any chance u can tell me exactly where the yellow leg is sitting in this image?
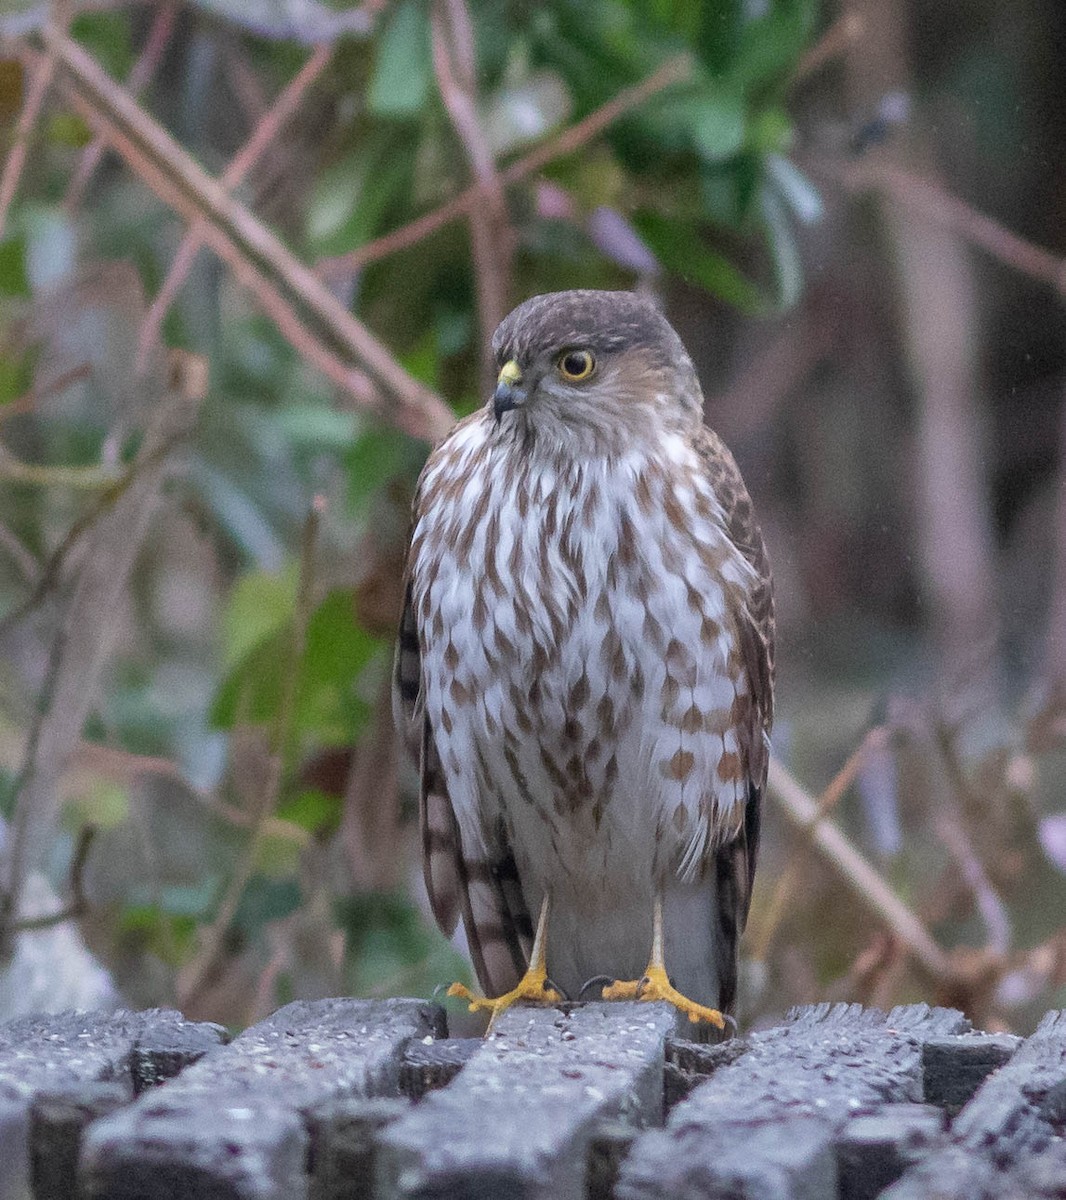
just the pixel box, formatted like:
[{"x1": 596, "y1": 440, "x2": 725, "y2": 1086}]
[
  {"x1": 447, "y1": 894, "x2": 563, "y2": 1029},
  {"x1": 601, "y1": 895, "x2": 726, "y2": 1029}
]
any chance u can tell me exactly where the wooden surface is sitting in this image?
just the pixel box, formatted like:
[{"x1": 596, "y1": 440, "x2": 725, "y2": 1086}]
[{"x1": 0, "y1": 997, "x2": 1061, "y2": 1199}]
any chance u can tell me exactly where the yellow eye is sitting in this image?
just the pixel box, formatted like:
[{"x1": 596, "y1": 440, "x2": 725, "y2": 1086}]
[{"x1": 557, "y1": 349, "x2": 595, "y2": 382}]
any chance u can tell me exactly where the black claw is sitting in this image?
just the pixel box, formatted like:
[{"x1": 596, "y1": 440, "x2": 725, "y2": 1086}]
[
  {"x1": 544, "y1": 976, "x2": 570, "y2": 1001},
  {"x1": 578, "y1": 974, "x2": 615, "y2": 1000},
  {"x1": 722, "y1": 1013, "x2": 738, "y2": 1035}
]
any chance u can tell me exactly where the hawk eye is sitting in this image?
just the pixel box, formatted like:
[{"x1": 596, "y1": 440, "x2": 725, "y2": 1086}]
[{"x1": 557, "y1": 349, "x2": 595, "y2": 382}]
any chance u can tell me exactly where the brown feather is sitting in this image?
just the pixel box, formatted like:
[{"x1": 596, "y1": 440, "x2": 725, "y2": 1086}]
[{"x1": 692, "y1": 424, "x2": 775, "y2": 1011}]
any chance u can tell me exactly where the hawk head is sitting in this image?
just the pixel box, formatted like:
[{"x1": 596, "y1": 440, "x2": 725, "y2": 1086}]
[{"x1": 489, "y1": 290, "x2": 703, "y2": 452}]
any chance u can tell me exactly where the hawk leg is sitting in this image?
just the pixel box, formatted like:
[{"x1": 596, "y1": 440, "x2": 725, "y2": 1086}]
[
  {"x1": 600, "y1": 895, "x2": 727, "y2": 1029},
  {"x1": 447, "y1": 894, "x2": 563, "y2": 1030}
]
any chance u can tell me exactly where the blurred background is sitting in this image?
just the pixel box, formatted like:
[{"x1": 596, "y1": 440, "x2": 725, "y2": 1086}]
[{"x1": 0, "y1": 0, "x2": 1062, "y2": 1035}]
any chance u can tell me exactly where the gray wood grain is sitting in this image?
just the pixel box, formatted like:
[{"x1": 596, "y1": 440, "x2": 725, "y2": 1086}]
[{"x1": 377, "y1": 1001, "x2": 680, "y2": 1200}]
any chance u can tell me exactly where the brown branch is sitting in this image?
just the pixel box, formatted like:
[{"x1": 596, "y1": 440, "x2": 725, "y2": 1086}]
[
  {"x1": 767, "y1": 755, "x2": 954, "y2": 983},
  {"x1": 0, "y1": 519, "x2": 39, "y2": 585},
  {"x1": 430, "y1": 0, "x2": 511, "y2": 388},
  {"x1": 177, "y1": 496, "x2": 324, "y2": 1014},
  {"x1": 751, "y1": 727, "x2": 887, "y2": 963},
  {"x1": 64, "y1": 1, "x2": 177, "y2": 211},
  {"x1": 9, "y1": 824, "x2": 95, "y2": 932},
  {"x1": 0, "y1": 350, "x2": 206, "y2": 956},
  {"x1": 825, "y1": 158, "x2": 1066, "y2": 299},
  {"x1": 137, "y1": 42, "x2": 332, "y2": 372},
  {"x1": 36, "y1": 27, "x2": 453, "y2": 442},
  {"x1": 316, "y1": 53, "x2": 692, "y2": 280},
  {"x1": 0, "y1": 5, "x2": 67, "y2": 238},
  {"x1": 791, "y1": 11, "x2": 864, "y2": 89},
  {"x1": 0, "y1": 362, "x2": 93, "y2": 425}
]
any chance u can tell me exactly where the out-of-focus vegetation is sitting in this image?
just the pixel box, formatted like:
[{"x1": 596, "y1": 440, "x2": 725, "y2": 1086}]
[{"x1": 0, "y1": 0, "x2": 1062, "y2": 1035}]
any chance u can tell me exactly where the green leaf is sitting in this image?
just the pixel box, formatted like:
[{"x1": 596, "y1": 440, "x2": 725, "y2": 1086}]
[
  {"x1": 766, "y1": 154, "x2": 823, "y2": 225},
  {"x1": 729, "y1": 0, "x2": 818, "y2": 93},
  {"x1": 761, "y1": 186, "x2": 804, "y2": 309},
  {"x1": 697, "y1": 0, "x2": 742, "y2": 73},
  {"x1": 222, "y1": 567, "x2": 298, "y2": 671},
  {"x1": 634, "y1": 210, "x2": 765, "y2": 313},
  {"x1": 368, "y1": 0, "x2": 431, "y2": 118},
  {"x1": 277, "y1": 788, "x2": 342, "y2": 836},
  {"x1": 271, "y1": 404, "x2": 357, "y2": 450},
  {"x1": 308, "y1": 136, "x2": 413, "y2": 257},
  {"x1": 211, "y1": 589, "x2": 381, "y2": 741},
  {"x1": 0, "y1": 238, "x2": 30, "y2": 298},
  {"x1": 46, "y1": 112, "x2": 92, "y2": 148},
  {"x1": 690, "y1": 92, "x2": 747, "y2": 163},
  {"x1": 233, "y1": 876, "x2": 301, "y2": 934},
  {"x1": 345, "y1": 423, "x2": 424, "y2": 511}
]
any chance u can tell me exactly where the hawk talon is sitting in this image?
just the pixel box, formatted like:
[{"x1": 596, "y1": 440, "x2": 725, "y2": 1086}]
[
  {"x1": 577, "y1": 974, "x2": 617, "y2": 1000},
  {"x1": 445, "y1": 968, "x2": 564, "y2": 1028}
]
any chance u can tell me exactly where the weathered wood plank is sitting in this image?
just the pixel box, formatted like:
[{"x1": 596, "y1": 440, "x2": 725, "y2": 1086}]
[
  {"x1": 377, "y1": 1001, "x2": 679, "y2": 1200},
  {"x1": 29, "y1": 1083, "x2": 130, "y2": 1200},
  {"x1": 921, "y1": 1031, "x2": 1020, "y2": 1115},
  {"x1": 834, "y1": 1103, "x2": 945, "y2": 1200},
  {"x1": 306, "y1": 1097, "x2": 411, "y2": 1200},
  {"x1": 398, "y1": 1037, "x2": 479, "y2": 1101},
  {"x1": 617, "y1": 1002, "x2": 969, "y2": 1200},
  {"x1": 0, "y1": 1008, "x2": 222, "y2": 1200},
  {"x1": 80, "y1": 998, "x2": 444, "y2": 1200},
  {"x1": 884, "y1": 1009, "x2": 1066, "y2": 1199}
]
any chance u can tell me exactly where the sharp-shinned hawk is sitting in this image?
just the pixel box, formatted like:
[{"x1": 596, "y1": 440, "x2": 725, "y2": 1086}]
[{"x1": 395, "y1": 289, "x2": 775, "y2": 1028}]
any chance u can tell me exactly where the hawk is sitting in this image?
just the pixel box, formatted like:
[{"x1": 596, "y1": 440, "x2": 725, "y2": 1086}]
[{"x1": 394, "y1": 290, "x2": 774, "y2": 1027}]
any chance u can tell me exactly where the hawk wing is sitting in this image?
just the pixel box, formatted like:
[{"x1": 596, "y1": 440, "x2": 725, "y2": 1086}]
[
  {"x1": 394, "y1": 568, "x2": 533, "y2": 997},
  {"x1": 694, "y1": 426, "x2": 775, "y2": 1013}
]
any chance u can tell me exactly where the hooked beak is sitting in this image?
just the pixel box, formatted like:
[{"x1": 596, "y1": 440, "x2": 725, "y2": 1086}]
[{"x1": 493, "y1": 360, "x2": 525, "y2": 423}]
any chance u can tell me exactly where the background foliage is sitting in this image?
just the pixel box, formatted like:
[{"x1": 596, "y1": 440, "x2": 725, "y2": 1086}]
[{"x1": 0, "y1": 0, "x2": 1063, "y2": 1035}]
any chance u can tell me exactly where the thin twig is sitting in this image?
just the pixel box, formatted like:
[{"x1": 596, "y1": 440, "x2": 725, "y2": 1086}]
[
  {"x1": 64, "y1": 1, "x2": 177, "y2": 211},
  {"x1": 751, "y1": 728, "x2": 887, "y2": 962},
  {"x1": 0, "y1": 444, "x2": 121, "y2": 488},
  {"x1": 0, "y1": 352, "x2": 206, "y2": 955},
  {"x1": 767, "y1": 755, "x2": 954, "y2": 983},
  {"x1": 791, "y1": 11, "x2": 864, "y2": 88},
  {"x1": 0, "y1": 362, "x2": 93, "y2": 426},
  {"x1": 316, "y1": 54, "x2": 692, "y2": 280},
  {"x1": 431, "y1": 0, "x2": 511, "y2": 388},
  {"x1": 137, "y1": 42, "x2": 333, "y2": 373},
  {"x1": 15, "y1": 41, "x2": 429, "y2": 441},
  {"x1": 0, "y1": 5, "x2": 67, "y2": 237},
  {"x1": 37, "y1": 28, "x2": 453, "y2": 442},
  {"x1": 825, "y1": 158, "x2": 1066, "y2": 298},
  {"x1": 0, "y1": 519, "x2": 40, "y2": 585},
  {"x1": 9, "y1": 824, "x2": 96, "y2": 932},
  {"x1": 177, "y1": 496, "x2": 324, "y2": 1013}
]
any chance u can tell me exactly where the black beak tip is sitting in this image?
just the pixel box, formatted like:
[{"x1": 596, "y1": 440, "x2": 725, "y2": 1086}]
[{"x1": 493, "y1": 382, "x2": 520, "y2": 422}]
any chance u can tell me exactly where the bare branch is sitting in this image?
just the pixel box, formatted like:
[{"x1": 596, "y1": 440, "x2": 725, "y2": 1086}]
[
  {"x1": 64, "y1": 1, "x2": 178, "y2": 211},
  {"x1": 767, "y1": 755, "x2": 955, "y2": 984},
  {"x1": 177, "y1": 496, "x2": 324, "y2": 1014},
  {"x1": 431, "y1": 0, "x2": 512, "y2": 389},
  {"x1": 137, "y1": 42, "x2": 333, "y2": 372},
  {"x1": 0, "y1": 362, "x2": 93, "y2": 426},
  {"x1": 0, "y1": 5, "x2": 67, "y2": 237},
  {"x1": 0, "y1": 520, "x2": 39, "y2": 585},
  {"x1": 35, "y1": 27, "x2": 454, "y2": 442},
  {"x1": 751, "y1": 728, "x2": 887, "y2": 963},
  {"x1": 0, "y1": 350, "x2": 207, "y2": 956},
  {"x1": 791, "y1": 11, "x2": 865, "y2": 89},
  {"x1": 317, "y1": 54, "x2": 692, "y2": 281},
  {"x1": 10, "y1": 824, "x2": 96, "y2": 933},
  {"x1": 824, "y1": 158, "x2": 1066, "y2": 299}
]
